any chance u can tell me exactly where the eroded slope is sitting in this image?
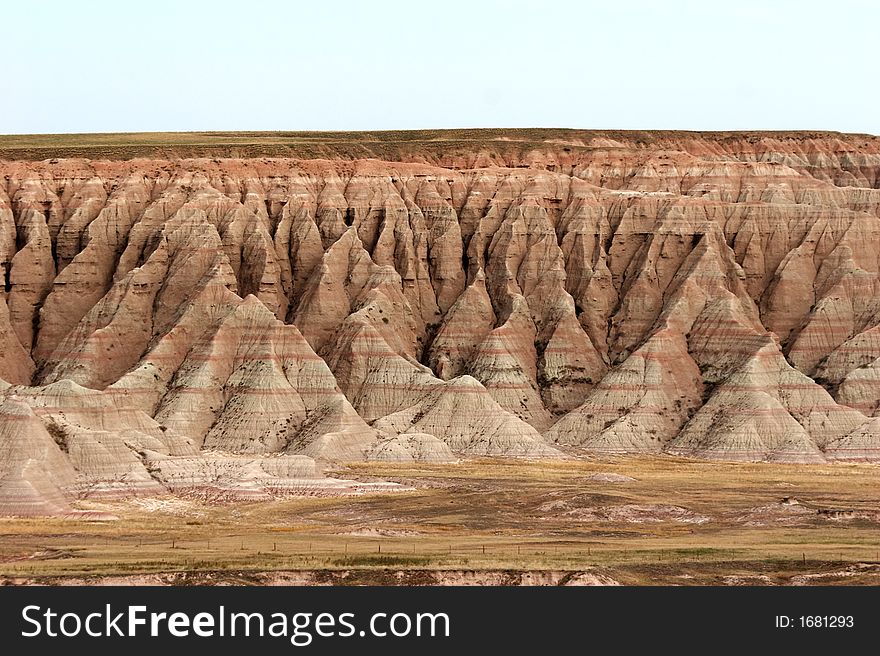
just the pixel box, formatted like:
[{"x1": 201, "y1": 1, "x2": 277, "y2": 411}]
[{"x1": 2, "y1": 130, "x2": 880, "y2": 513}]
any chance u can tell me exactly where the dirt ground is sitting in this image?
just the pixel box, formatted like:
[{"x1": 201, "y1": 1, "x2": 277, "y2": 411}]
[{"x1": 1, "y1": 456, "x2": 879, "y2": 585}]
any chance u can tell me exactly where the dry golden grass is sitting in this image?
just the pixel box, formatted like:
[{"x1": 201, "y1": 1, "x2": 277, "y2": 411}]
[
  {"x1": 1, "y1": 456, "x2": 878, "y2": 584},
  {"x1": 0, "y1": 129, "x2": 874, "y2": 161}
]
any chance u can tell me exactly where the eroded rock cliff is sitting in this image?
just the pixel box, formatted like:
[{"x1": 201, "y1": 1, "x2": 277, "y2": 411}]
[{"x1": 2, "y1": 129, "x2": 880, "y2": 513}]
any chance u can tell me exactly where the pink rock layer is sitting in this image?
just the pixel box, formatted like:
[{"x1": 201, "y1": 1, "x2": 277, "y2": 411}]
[{"x1": 2, "y1": 130, "x2": 880, "y2": 513}]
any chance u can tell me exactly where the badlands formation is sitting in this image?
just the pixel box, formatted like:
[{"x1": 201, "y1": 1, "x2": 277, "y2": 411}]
[{"x1": 2, "y1": 129, "x2": 880, "y2": 515}]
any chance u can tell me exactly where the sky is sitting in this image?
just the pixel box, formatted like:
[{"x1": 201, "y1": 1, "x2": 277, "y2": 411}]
[{"x1": 1, "y1": 0, "x2": 877, "y2": 135}]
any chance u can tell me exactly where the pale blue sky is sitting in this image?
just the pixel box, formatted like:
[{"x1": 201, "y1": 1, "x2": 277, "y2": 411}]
[{"x1": 2, "y1": 0, "x2": 876, "y2": 134}]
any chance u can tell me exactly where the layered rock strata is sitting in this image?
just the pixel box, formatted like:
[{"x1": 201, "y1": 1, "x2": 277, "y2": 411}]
[{"x1": 2, "y1": 130, "x2": 880, "y2": 512}]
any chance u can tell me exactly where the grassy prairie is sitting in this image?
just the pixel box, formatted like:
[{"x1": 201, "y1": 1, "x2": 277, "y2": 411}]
[
  {"x1": 1, "y1": 456, "x2": 878, "y2": 584},
  {"x1": 0, "y1": 129, "x2": 874, "y2": 161}
]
